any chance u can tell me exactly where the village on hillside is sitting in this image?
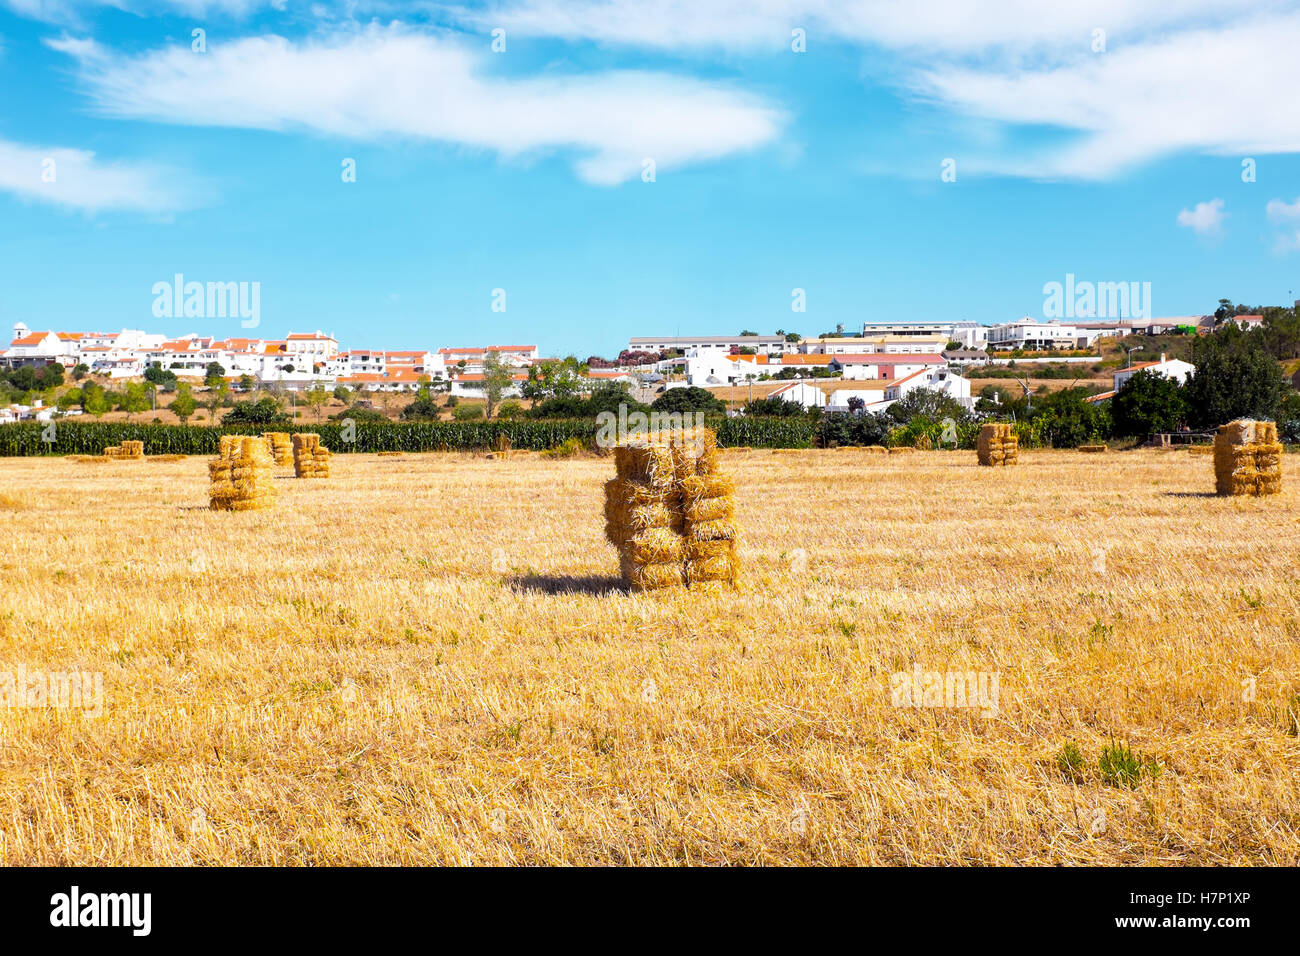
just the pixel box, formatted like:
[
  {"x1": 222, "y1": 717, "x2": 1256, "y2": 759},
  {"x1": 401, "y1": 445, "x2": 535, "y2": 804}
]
[{"x1": 0, "y1": 309, "x2": 1273, "y2": 429}]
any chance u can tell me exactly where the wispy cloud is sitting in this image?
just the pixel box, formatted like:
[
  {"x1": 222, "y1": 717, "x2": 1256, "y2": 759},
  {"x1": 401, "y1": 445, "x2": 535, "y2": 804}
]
[
  {"x1": 1176, "y1": 198, "x2": 1226, "y2": 236},
  {"x1": 910, "y1": 13, "x2": 1300, "y2": 180},
  {"x1": 3, "y1": 0, "x2": 269, "y2": 24},
  {"x1": 1266, "y1": 195, "x2": 1300, "y2": 252},
  {"x1": 47, "y1": 24, "x2": 783, "y2": 185},
  {"x1": 452, "y1": 0, "x2": 1266, "y2": 54},
  {"x1": 0, "y1": 137, "x2": 191, "y2": 212},
  {"x1": 452, "y1": 1, "x2": 1300, "y2": 181}
]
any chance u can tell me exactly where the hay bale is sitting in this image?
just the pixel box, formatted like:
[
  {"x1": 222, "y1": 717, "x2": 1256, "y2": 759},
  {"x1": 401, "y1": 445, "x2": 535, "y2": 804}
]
[
  {"x1": 262, "y1": 432, "x2": 294, "y2": 465},
  {"x1": 603, "y1": 427, "x2": 738, "y2": 591},
  {"x1": 1214, "y1": 419, "x2": 1282, "y2": 496},
  {"x1": 1078, "y1": 445, "x2": 1107, "y2": 453},
  {"x1": 887, "y1": 446, "x2": 917, "y2": 455},
  {"x1": 977, "y1": 423, "x2": 1018, "y2": 467},
  {"x1": 605, "y1": 437, "x2": 684, "y2": 591},
  {"x1": 292, "y1": 432, "x2": 331, "y2": 478},
  {"x1": 117, "y1": 440, "x2": 144, "y2": 459},
  {"x1": 102, "y1": 446, "x2": 121, "y2": 458},
  {"x1": 673, "y1": 428, "x2": 739, "y2": 591},
  {"x1": 210, "y1": 436, "x2": 276, "y2": 511}
]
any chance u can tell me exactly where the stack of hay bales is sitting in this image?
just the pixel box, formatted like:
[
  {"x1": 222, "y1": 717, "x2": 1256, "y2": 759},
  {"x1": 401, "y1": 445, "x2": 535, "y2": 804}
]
[
  {"x1": 605, "y1": 441, "x2": 683, "y2": 591},
  {"x1": 292, "y1": 433, "x2": 331, "y2": 478},
  {"x1": 262, "y1": 431, "x2": 293, "y2": 466},
  {"x1": 1214, "y1": 419, "x2": 1282, "y2": 496},
  {"x1": 675, "y1": 428, "x2": 739, "y2": 593},
  {"x1": 102, "y1": 441, "x2": 144, "y2": 460},
  {"x1": 603, "y1": 428, "x2": 739, "y2": 592},
  {"x1": 977, "y1": 423, "x2": 1018, "y2": 467},
  {"x1": 209, "y1": 436, "x2": 276, "y2": 511},
  {"x1": 1078, "y1": 444, "x2": 1107, "y2": 454}
]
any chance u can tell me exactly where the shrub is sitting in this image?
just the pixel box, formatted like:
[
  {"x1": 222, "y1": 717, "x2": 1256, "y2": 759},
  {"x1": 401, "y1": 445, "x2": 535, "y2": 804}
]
[
  {"x1": 222, "y1": 398, "x2": 291, "y2": 426},
  {"x1": 650, "y1": 386, "x2": 726, "y2": 415},
  {"x1": 452, "y1": 404, "x2": 485, "y2": 421}
]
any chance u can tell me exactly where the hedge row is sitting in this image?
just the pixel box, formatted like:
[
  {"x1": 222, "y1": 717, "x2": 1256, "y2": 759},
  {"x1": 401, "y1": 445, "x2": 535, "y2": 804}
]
[{"x1": 0, "y1": 417, "x2": 819, "y2": 456}]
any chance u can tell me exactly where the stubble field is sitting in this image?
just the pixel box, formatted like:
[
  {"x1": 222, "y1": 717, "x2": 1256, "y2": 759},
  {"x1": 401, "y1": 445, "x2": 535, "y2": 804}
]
[{"x1": 0, "y1": 448, "x2": 1296, "y2": 865}]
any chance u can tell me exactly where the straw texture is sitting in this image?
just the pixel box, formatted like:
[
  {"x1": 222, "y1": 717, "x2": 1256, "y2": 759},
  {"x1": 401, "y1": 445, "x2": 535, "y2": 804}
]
[
  {"x1": 209, "y1": 436, "x2": 276, "y2": 511},
  {"x1": 977, "y1": 423, "x2": 1018, "y2": 467},
  {"x1": 292, "y1": 433, "x2": 332, "y2": 479},
  {"x1": 1214, "y1": 419, "x2": 1282, "y2": 496}
]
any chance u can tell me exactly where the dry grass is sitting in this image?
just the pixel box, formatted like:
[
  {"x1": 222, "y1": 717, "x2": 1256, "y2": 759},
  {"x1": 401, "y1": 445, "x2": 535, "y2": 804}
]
[{"x1": 0, "y1": 449, "x2": 1297, "y2": 865}]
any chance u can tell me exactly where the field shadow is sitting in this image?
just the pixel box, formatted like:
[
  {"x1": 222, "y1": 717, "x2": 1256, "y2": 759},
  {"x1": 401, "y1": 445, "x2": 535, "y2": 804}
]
[
  {"x1": 508, "y1": 573, "x2": 628, "y2": 595},
  {"x1": 1163, "y1": 491, "x2": 1218, "y2": 498}
]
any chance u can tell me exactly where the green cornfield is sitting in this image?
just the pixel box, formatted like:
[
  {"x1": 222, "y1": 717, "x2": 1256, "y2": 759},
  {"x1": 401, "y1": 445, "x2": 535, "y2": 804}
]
[{"x1": 0, "y1": 417, "x2": 819, "y2": 456}]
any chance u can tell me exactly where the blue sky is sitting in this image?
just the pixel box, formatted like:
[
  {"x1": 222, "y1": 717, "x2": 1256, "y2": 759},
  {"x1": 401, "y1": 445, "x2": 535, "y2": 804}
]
[{"x1": 2, "y1": 1, "x2": 1300, "y2": 357}]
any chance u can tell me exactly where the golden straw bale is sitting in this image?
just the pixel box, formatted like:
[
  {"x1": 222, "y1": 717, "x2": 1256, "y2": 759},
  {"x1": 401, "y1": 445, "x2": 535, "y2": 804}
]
[
  {"x1": 209, "y1": 434, "x2": 276, "y2": 511},
  {"x1": 292, "y1": 433, "x2": 331, "y2": 478},
  {"x1": 261, "y1": 432, "x2": 294, "y2": 465},
  {"x1": 1078, "y1": 445, "x2": 1107, "y2": 453},
  {"x1": 1214, "y1": 419, "x2": 1282, "y2": 496}
]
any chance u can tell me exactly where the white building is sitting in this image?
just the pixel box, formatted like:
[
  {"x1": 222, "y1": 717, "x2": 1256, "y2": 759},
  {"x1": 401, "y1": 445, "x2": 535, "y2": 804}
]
[
  {"x1": 885, "y1": 365, "x2": 973, "y2": 408},
  {"x1": 828, "y1": 353, "x2": 947, "y2": 381},
  {"x1": 765, "y1": 381, "x2": 826, "y2": 410},
  {"x1": 988, "y1": 318, "x2": 1082, "y2": 351},
  {"x1": 628, "y1": 335, "x2": 792, "y2": 355}
]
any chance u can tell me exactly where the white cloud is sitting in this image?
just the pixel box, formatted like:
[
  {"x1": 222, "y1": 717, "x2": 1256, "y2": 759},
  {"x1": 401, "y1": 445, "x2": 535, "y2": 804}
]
[
  {"x1": 910, "y1": 13, "x2": 1300, "y2": 179},
  {"x1": 455, "y1": 1, "x2": 1300, "y2": 181},
  {"x1": 1266, "y1": 196, "x2": 1300, "y2": 252},
  {"x1": 0, "y1": 138, "x2": 190, "y2": 212},
  {"x1": 1266, "y1": 196, "x2": 1300, "y2": 222},
  {"x1": 47, "y1": 25, "x2": 782, "y2": 184},
  {"x1": 3, "y1": 0, "x2": 267, "y2": 23},
  {"x1": 1176, "y1": 199, "x2": 1225, "y2": 236},
  {"x1": 453, "y1": 0, "x2": 1272, "y2": 54}
]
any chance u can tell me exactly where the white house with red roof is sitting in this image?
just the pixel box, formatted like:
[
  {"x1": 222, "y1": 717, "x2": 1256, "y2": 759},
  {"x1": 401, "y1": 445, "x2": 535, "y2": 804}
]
[
  {"x1": 767, "y1": 381, "x2": 826, "y2": 410},
  {"x1": 1086, "y1": 353, "x2": 1196, "y2": 403},
  {"x1": 829, "y1": 353, "x2": 947, "y2": 381}
]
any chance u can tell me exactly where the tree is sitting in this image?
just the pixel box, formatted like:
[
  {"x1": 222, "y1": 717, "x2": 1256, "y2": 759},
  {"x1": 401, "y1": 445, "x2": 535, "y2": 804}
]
[
  {"x1": 170, "y1": 382, "x2": 198, "y2": 423},
  {"x1": 521, "y1": 357, "x2": 587, "y2": 401},
  {"x1": 120, "y1": 382, "x2": 150, "y2": 420},
  {"x1": 481, "y1": 350, "x2": 513, "y2": 418},
  {"x1": 739, "y1": 329, "x2": 757, "y2": 336},
  {"x1": 401, "y1": 393, "x2": 441, "y2": 421},
  {"x1": 1029, "y1": 387, "x2": 1112, "y2": 447},
  {"x1": 85, "y1": 388, "x2": 109, "y2": 419},
  {"x1": 222, "y1": 397, "x2": 291, "y2": 425},
  {"x1": 72, "y1": 364, "x2": 89, "y2": 381},
  {"x1": 452, "y1": 404, "x2": 485, "y2": 421},
  {"x1": 238, "y1": 374, "x2": 255, "y2": 392},
  {"x1": 333, "y1": 385, "x2": 351, "y2": 404},
  {"x1": 886, "y1": 387, "x2": 969, "y2": 425},
  {"x1": 144, "y1": 365, "x2": 179, "y2": 391},
  {"x1": 204, "y1": 362, "x2": 227, "y2": 387},
  {"x1": 304, "y1": 384, "x2": 330, "y2": 422},
  {"x1": 37, "y1": 363, "x2": 65, "y2": 389},
  {"x1": 650, "y1": 386, "x2": 725, "y2": 415},
  {"x1": 1183, "y1": 325, "x2": 1287, "y2": 427},
  {"x1": 1110, "y1": 370, "x2": 1186, "y2": 437},
  {"x1": 205, "y1": 380, "x2": 231, "y2": 423},
  {"x1": 171, "y1": 383, "x2": 198, "y2": 424}
]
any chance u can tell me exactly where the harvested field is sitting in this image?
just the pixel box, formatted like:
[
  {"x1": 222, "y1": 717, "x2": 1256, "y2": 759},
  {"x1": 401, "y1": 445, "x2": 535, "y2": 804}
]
[{"x1": 0, "y1": 449, "x2": 1297, "y2": 865}]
